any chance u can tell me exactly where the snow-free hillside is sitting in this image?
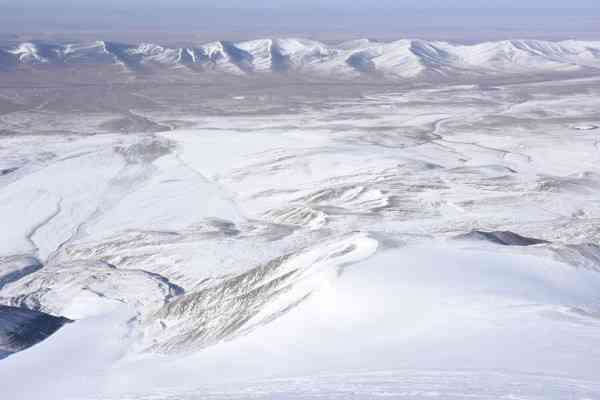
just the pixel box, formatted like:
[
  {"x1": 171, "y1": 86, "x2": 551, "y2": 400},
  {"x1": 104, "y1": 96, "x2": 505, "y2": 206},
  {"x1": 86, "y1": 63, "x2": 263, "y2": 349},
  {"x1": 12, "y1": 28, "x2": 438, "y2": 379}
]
[{"x1": 3, "y1": 38, "x2": 600, "y2": 79}]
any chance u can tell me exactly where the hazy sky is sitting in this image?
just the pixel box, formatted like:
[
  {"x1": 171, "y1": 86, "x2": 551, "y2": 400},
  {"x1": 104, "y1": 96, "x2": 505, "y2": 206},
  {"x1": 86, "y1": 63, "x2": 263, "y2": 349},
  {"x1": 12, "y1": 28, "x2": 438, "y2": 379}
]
[{"x1": 2, "y1": 0, "x2": 599, "y2": 41}]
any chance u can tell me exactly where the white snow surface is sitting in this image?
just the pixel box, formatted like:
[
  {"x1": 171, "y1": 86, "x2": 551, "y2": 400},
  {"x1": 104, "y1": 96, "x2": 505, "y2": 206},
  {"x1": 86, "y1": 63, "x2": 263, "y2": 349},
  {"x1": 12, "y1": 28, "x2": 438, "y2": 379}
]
[
  {"x1": 2, "y1": 246, "x2": 600, "y2": 399},
  {"x1": 3, "y1": 38, "x2": 600, "y2": 79},
  {"x1": 1, "y1": 77, "x2": 600, "y2": 398}
]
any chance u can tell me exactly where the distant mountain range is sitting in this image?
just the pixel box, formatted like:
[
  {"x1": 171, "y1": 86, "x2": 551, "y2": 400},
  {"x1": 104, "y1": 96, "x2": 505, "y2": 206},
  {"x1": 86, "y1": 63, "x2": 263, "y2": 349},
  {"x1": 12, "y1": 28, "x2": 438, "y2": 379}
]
[{"x1": 2, "y1": 38, "x2": 600, "y2": 80}]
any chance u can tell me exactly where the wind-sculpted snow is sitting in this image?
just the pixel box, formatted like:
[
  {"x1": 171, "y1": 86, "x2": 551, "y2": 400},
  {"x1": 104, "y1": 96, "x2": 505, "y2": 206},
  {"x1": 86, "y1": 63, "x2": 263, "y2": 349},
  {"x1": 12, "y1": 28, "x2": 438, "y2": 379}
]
[
  {"x1": 1, "y1": 73, "x2": 600, "y2": 398},
  {"x1": 3, "y1": 38, "x2": 600, "y2": 80},
  {"x1": 140, "y1": 233, "x2": 377, "y2": 353},
  {"x1": 0, "y1": 260, "x2": 183, "y2": 319},
  {"x1": 6, "y1": 246, "x2": 600, "y2": 400}
]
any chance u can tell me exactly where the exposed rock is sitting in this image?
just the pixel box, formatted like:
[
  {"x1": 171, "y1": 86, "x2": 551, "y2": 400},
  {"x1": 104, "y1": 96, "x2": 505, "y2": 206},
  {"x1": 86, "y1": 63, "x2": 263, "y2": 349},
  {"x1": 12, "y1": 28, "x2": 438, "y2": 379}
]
[
  {"x1": 455, "y1": 230, "x2": 550, "y2": 246},
  {"x1": 0, "y1": 255, "x2": 43, "y2": 290},
  {"x1": 0, "y1": 305, "x2": 71, "y2": 358}
]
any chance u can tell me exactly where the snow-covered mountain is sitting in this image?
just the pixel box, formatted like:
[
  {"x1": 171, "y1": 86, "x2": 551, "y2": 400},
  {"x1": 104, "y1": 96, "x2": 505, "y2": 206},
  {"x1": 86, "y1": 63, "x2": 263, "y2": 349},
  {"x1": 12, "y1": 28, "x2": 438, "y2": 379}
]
[{"x1": 3, "y1": 38, "x2": 600, "y2": 79}]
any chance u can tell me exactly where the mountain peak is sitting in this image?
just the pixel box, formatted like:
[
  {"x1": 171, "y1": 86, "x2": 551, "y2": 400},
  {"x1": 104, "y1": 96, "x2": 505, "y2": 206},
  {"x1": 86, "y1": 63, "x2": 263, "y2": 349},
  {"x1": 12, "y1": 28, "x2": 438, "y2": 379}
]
[{"x1": 2, "y1": 37, "x2": 599, "y2": 80}]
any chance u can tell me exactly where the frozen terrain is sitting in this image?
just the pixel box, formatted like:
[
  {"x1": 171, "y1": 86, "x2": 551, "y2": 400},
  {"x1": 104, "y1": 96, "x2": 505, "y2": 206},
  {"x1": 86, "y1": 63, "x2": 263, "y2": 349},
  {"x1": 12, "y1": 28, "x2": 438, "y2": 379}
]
[
  {"x1": 0, "y1": 44, "x2": 600, "y2": 398},
  {"x1": 2, "y1": 38, "x2": 600, "y2": 81}
]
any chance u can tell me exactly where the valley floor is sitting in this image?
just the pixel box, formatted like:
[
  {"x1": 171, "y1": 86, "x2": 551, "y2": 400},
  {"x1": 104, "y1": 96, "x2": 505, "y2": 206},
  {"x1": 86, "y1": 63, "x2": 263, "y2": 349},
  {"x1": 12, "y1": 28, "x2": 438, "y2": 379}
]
[{"x1": 1, "y1": 76, "x2": 600, "y2": 399}]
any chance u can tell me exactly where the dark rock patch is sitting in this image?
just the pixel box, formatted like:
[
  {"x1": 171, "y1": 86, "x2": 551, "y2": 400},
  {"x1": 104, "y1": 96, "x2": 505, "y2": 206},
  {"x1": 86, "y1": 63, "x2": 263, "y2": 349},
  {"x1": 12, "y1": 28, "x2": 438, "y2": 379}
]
[
  {"x1": 0, "y1": 305, "x2": 71, "y2": 357},
  {"x1": 455, "y1": 230, "x2": 549, "y2": 246}
]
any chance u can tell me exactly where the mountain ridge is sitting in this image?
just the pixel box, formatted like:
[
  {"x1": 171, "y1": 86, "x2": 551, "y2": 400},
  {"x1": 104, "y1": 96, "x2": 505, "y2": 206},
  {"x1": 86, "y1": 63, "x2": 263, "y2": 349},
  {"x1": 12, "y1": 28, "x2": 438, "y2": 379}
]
[{"x1": 3, "y1": 38, "x2": 600, "y2": 80}]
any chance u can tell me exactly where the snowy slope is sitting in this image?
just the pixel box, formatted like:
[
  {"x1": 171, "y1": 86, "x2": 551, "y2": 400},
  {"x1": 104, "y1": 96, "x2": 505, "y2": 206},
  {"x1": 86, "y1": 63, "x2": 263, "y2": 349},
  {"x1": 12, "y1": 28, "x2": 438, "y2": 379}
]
[
  {"x1": 3, "y1": 245, "x2": 600, "y2": 399},
  {"x1": 139, "y1": 233, "x2": 378, "y2": 353}
]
